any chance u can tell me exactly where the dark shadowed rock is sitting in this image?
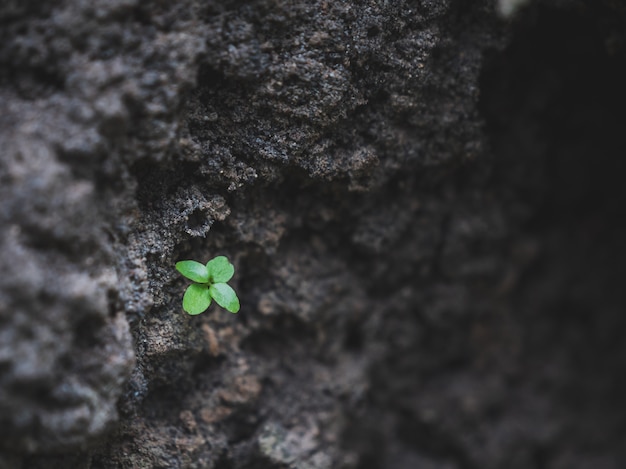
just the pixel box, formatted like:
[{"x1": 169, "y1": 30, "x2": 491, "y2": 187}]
[{"x1": 1, "y1": 0, "x2": 626, "y2": 467}]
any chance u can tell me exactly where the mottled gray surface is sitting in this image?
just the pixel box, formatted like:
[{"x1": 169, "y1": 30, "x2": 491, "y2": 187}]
[
  {"x1": 1, "y1": 0, "x2": 626, "y2": 468},
  {"x1": 0, "y1": 74, "x2": 134, "y2": 455}
]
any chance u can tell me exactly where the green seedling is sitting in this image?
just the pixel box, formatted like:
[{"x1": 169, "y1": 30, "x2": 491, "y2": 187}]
[{"x1": 176, "y1": 256, "x2": 240, "y2": 315}]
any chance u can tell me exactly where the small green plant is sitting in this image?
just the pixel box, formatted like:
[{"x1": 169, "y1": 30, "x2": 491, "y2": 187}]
[{"x1": 176, "y1": 256, "x2": 240, "y2": 315}]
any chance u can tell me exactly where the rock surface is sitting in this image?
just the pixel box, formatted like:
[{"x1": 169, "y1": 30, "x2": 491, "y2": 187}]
[{"x1": 1, "y1": 0, "x2": 625, "y2": 468}]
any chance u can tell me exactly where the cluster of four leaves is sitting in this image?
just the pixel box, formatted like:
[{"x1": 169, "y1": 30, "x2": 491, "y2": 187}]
[{"x1": 176, "y1": 256, "x2": 240, "y2": 315}]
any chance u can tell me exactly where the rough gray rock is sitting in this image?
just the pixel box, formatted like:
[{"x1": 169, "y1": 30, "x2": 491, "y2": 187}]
[{"x1": 1, "y1": 0, "x2": 626, "y2": 468}]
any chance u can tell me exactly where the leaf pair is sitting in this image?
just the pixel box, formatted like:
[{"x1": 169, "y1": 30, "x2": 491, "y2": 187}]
[
  {"x1": 176, "y1": 256, "x2": 240, "y2": 315},
  {"x1": 181, "y1": 283, "x2": 239, "y2": 315}
]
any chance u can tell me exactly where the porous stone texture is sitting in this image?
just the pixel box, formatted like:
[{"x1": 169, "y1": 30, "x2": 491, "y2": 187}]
[{"x1": 1, "y1": 0, "x2": 626, "y2": 468}]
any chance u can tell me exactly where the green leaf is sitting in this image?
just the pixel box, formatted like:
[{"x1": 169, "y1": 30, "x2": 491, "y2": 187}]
[
  {"x1": 209, "y1": 283, "x2": 240, "y2": 313},
  {"x1": 206, "y1": 256, "x2": 235, "y2": 283},
  {"x1": 176, "y1": 260, "x2": 210, "y2": 283},
  {"x1": 182, "y1": 284, "x2": 212, "y2": 315}
]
